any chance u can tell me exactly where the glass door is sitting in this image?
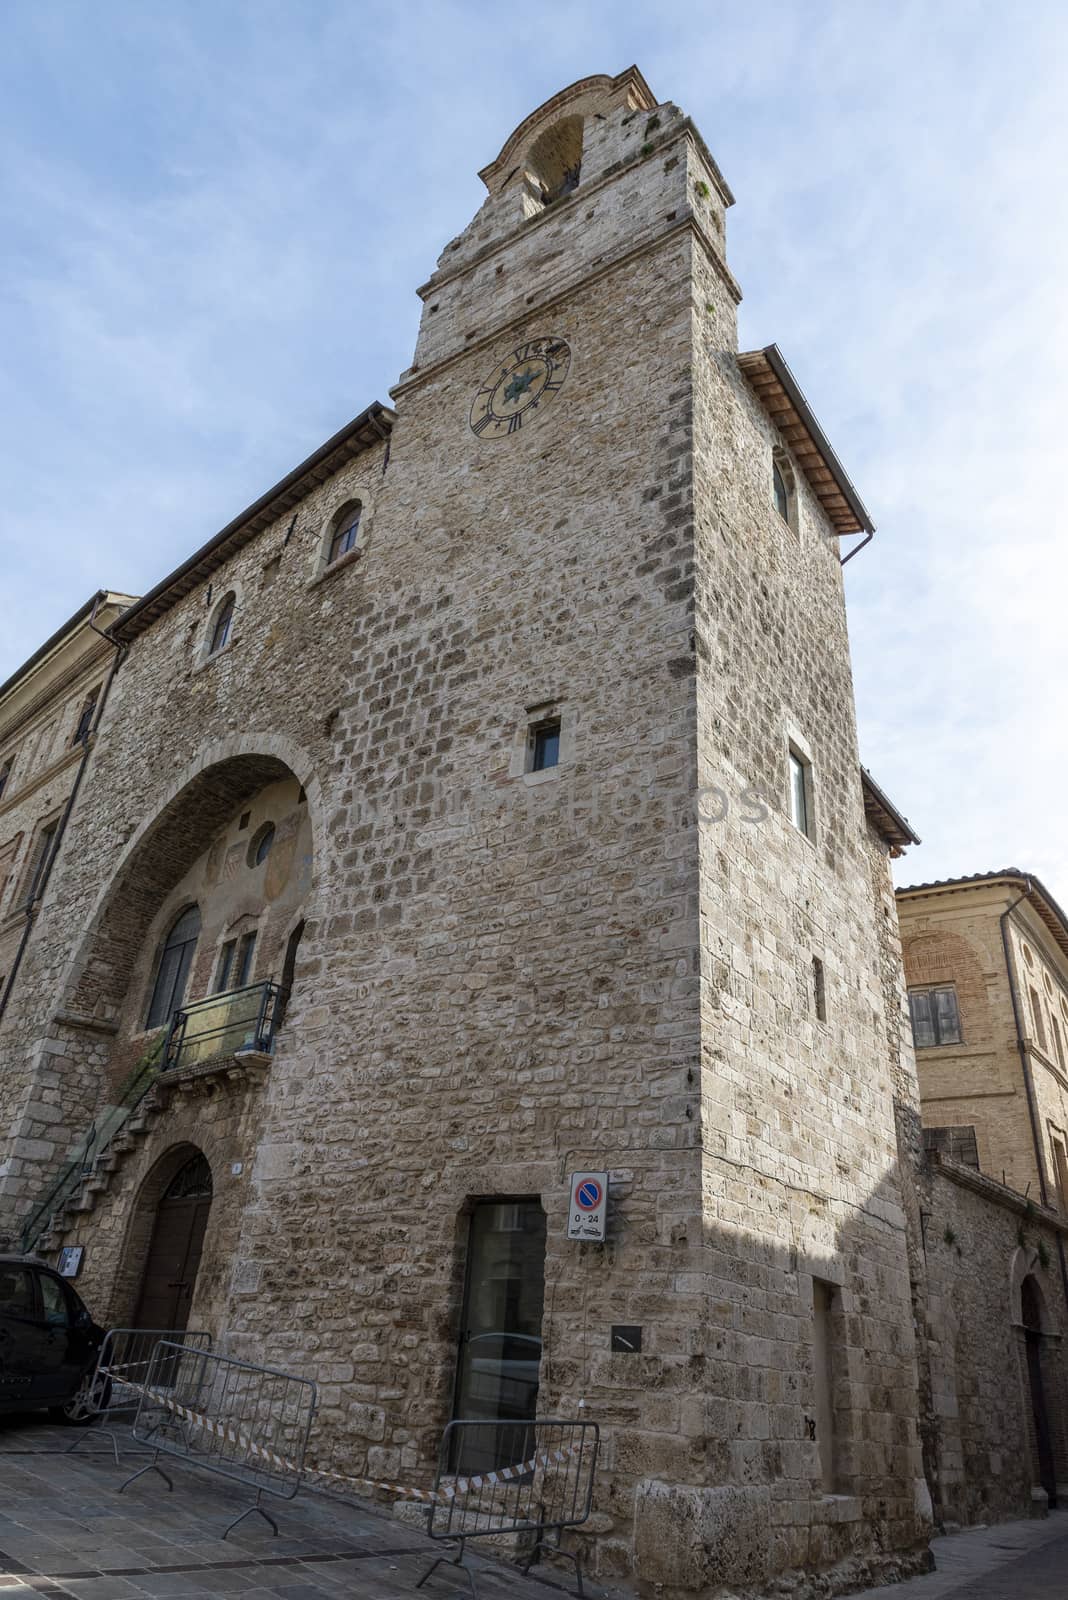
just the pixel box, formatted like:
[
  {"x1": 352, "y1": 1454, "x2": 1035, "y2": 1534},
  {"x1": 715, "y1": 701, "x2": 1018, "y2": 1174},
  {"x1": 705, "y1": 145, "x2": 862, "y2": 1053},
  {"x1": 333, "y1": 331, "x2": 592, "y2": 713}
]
[{"x1": 452, "y1": 1199, "x2": 546, "y2": 1471}]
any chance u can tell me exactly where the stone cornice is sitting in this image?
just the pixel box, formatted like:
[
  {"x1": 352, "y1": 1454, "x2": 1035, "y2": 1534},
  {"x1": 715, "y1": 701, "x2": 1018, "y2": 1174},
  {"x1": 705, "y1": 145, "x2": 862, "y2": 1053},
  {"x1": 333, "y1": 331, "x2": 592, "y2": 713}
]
[{"x1": 393, "y1": 213, "x2": 738, "y2": 405}]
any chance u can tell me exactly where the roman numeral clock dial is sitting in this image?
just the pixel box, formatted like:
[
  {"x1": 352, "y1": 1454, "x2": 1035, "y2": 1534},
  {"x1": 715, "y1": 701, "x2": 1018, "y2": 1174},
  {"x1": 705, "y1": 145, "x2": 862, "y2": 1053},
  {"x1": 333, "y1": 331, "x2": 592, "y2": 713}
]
[{"x1": 469, "y1": 337, "x2": 571, "y2": 439}]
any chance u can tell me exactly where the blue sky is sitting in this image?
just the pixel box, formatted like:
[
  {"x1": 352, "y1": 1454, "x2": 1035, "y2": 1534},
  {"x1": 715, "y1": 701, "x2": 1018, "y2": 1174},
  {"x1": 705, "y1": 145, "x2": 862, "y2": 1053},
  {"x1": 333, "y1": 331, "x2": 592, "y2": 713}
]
[{"x1": 2, "y1": 1, "x2": 1065, "y2": 889}]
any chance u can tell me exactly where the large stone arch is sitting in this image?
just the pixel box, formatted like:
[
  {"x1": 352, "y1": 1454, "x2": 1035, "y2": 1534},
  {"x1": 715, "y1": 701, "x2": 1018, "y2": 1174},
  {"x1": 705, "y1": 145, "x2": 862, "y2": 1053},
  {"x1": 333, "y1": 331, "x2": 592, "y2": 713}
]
[{"x1": 57, "y1": 734, "x2": 324, "y2": 1026}]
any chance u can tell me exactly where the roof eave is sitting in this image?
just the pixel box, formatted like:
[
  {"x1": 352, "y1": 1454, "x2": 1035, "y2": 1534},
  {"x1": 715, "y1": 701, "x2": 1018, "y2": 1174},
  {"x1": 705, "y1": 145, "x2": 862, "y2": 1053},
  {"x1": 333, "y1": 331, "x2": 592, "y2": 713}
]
[
  {"x1": 111, "y1": 401, "x2": 396, "y2": 645},
  {"x1": 0, "y1": 590, "x2": 134, "y2": 705},
  {"x1": 860, "y1": 767, "x2": 920, "y2": 853},
  {"x1": 738, "y1": 344, "x2": 874, "y2": 538},
  {"x1": 896, "y1": 870, "x2": 1068, "y2": 962}
]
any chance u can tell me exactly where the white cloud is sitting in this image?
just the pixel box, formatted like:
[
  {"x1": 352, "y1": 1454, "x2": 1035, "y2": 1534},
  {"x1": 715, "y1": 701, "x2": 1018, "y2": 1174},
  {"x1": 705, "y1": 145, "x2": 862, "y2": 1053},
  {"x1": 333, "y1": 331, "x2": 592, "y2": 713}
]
[{"x1": 1, "y1": 0, "x2": 1066, "y2": 892}]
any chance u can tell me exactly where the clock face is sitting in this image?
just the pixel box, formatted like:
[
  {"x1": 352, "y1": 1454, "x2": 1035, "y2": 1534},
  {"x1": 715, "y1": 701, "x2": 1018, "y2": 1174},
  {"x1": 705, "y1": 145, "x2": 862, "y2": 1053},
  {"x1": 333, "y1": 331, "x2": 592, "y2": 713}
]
[{"x1": 470, "y1": 336, "x2": 571, "y2": 439}]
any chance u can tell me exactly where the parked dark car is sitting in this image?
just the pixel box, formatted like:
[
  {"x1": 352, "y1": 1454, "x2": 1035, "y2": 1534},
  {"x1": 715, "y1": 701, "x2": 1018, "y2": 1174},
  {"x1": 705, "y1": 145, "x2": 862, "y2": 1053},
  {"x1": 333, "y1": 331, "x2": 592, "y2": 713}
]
[{"x1": 0, "y1": 1254, "x2": 106, "y2": 1424}]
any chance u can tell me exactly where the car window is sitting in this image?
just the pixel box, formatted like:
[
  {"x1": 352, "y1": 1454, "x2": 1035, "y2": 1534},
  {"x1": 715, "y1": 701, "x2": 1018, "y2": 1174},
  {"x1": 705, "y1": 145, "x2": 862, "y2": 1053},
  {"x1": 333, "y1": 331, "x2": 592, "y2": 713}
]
[
  {"x1": 38, "y1": 1273, "x2": 69, "y2": 1328},
  {"x1": 0, "y1": 1266, "x2": 35, "y2": 1316}
]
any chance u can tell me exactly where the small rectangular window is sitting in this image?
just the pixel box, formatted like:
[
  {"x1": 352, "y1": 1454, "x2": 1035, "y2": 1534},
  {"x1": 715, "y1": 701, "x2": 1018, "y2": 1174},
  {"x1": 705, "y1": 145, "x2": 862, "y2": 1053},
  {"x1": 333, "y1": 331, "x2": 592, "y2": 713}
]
[
  {"x1": 1030, "y1": 987, "x2": 1048, "y2": 1051},
  {"x1": 923, "y1": 1124, "x2": 979, "y2": 1169},
  {"x1": 788, "y1": 749, "x2": 812, "y2": 839},
  {"x1": 215, "y1": 940, "x2": 237, "y2": 993},
  {"x1": 531, "y1": 721, "x2": 561, "y2": 773},
  {"x1": 235, "y1": 931, "x2": 257, "y2": 988},
  {"x1": 812, "y1": 957, "x2": 827, "y2": 1022},
  {"x1": 1052, "y1": 1014, "x2": 1065, "y2": 1071},
  {"x1": 908, "y1": 985, "x2": 962, "y2": 1047}
]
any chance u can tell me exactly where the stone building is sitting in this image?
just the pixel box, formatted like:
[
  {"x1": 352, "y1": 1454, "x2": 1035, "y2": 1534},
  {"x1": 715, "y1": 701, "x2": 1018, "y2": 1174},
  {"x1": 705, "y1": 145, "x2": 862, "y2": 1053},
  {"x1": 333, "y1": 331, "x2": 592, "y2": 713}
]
[
  {"x1": 898, "y1": 871, "x2": 1068, "y2": 1202},
  {"x1": 0, "y1": 591, "x2": 135, "y2": 1012},
  {"x1": 892, "y1": 871, "x2": 1068, "y2": 1523},
  {"x1": 0, "y1": 67, "x2": 949, "y2": 1594}
]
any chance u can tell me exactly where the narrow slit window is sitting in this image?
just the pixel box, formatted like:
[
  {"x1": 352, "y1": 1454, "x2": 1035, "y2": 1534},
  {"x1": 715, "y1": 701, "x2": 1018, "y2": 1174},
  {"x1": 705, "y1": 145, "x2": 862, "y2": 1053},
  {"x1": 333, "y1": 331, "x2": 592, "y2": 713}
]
[
  {"x1": 788, "y1": 749, "x2": 812, "y2": 839},
  {"x1": 235, "y1": 930, "x2": 257, "y2": 988},
  {"x1": 773, "y1": 461, "x2": 789, "y2": 521},
  {"x1": 812, "y1": 1280, "x2": 840, "y2": 1493},
  {"x1": 0, "y1": 760, "x2": 10, "y2": 801},
  {"x1": 812, "y1": 957, "x2": 827, "y2": 1022},
  {"x1": 215, "y1": 939, "x2": 237, "y2": 993}
]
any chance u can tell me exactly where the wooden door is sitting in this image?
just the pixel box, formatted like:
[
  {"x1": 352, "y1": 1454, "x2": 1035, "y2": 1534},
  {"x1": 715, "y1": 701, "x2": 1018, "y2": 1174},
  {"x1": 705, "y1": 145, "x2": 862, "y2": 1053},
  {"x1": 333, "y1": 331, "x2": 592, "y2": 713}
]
[
  {"x1": 1026, "y1": 1330, "x2": 1058, "y2": 1508},
  {"x1": 134, "y1": 1154, "x2": 213, "y2": 1333}
]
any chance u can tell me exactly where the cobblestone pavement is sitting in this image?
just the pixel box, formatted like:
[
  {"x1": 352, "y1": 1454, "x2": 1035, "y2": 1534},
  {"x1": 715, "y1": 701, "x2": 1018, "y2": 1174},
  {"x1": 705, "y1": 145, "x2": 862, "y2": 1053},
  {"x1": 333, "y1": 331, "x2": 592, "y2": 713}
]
[
  {"x1": 5, "y1": 1414, "x2": 1068, "y2": 1600},
  {"x1": 841, "y1": 1510, "x2": 1068, "y2": 1599},
  {"x1": 0, "y1": 1415, "x2": 595, "y2": 1600}
]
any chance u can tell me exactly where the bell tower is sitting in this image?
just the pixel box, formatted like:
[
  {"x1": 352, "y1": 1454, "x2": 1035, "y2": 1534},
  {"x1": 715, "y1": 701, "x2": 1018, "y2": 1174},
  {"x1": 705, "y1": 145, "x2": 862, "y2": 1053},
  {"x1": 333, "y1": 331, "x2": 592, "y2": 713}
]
[
  {"x1": 377, "y1": 66, "x2": 929, "y2": 1597},
  {"x1": 396, "y1": 65, "x2": 738, "y2": 389}
]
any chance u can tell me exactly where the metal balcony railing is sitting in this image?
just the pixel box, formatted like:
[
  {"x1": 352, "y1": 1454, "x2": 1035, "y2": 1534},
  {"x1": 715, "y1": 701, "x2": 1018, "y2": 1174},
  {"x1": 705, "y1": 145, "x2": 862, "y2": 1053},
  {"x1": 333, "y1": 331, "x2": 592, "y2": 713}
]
[{"x1": 163, "y1": 980, "x2": 285, "y2": 1072}]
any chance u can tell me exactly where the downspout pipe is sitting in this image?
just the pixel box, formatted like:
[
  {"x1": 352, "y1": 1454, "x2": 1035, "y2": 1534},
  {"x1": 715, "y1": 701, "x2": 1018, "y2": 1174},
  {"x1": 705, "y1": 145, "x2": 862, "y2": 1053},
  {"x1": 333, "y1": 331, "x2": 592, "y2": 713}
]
[
  {"x1": 1000, "y1": 881, "x2": 1068, "y2": 1314},
  {"x1": 0, "y1": 593, "x2": 125, "y2": 1026}
]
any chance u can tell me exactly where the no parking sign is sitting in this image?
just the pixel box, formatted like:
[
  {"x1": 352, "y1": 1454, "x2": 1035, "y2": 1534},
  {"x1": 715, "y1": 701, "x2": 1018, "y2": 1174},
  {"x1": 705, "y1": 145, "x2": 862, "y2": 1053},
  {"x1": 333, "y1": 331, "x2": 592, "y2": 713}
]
[{"x1": 567, "y1": 1171, "x2": 608, "y2": 1242}]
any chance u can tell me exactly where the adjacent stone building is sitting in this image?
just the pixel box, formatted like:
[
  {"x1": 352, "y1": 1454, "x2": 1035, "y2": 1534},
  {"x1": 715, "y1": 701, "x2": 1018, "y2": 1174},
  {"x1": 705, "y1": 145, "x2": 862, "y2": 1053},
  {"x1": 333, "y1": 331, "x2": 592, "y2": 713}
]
[
  {"x1": 893, "y1": 871, "x2": 1068, "y2": 1523},
  {"x1": 0, "y1": 65, "x2": 1030, "y2": 1593}
]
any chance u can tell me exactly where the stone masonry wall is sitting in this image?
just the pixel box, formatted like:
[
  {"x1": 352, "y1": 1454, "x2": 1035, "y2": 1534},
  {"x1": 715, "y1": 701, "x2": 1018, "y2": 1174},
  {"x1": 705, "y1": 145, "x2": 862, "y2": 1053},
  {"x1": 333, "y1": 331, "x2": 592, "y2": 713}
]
[
  {"x1": 919, "y1": 1159, "x2": 1068, "y2": 1525},
  {"x1": 0, "y1": 74, "x2": 945, "y2": 1597},
  {"x1": 676, "y1": 218, "x2": 931, "y2": 1590}
]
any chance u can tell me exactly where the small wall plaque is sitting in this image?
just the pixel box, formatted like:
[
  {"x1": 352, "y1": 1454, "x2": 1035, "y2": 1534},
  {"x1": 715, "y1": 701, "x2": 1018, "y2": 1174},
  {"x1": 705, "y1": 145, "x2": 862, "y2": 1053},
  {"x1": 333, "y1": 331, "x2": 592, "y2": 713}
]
[
  {"x1": 611, "y1": 1325, "x2": 642, "y2": 1353},
  {"x1": 57, "y1": 1246, "x2": 84, "y2": 1279}
]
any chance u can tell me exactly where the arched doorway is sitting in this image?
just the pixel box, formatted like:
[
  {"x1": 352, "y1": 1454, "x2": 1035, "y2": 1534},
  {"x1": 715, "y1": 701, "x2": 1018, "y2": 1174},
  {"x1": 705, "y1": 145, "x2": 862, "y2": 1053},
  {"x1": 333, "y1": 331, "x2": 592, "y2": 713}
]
[
  {"x1": 1021, "y1": 1275, "x2": 1057, "y2": 1507},
  {"x1": 133, "y1": 1152, "x2": 214, "y2": 1331}
]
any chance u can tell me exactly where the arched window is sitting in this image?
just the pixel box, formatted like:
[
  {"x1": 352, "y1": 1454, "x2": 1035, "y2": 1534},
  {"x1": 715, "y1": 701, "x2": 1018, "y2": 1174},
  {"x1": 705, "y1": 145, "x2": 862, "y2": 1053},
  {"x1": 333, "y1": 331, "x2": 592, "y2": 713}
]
[
  {"x1": 146, "y1": 905, "x2": 201, "y2": 1029},
  {"x1": 248, "y1": 822, "x2": 275, "y2": 867},
  {"x1": 208, "y1": 594, "x2": 235, "y2": 656},
  {"x1": 527, "y1": 116, "x2": 583, "y2": 204},
  {"x1": 327, "y1": 502, "x2": 362, "y2": 566},
  {"x1": 773, "y1": 461, "x2": 790, "y2": 522}
]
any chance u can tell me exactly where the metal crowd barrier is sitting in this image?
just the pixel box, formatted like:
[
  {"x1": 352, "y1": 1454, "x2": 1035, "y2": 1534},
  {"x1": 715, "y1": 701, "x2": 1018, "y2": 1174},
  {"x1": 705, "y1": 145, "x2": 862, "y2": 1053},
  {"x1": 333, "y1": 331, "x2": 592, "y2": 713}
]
[
  {"x1": 120, "y1": 1340, "x2": 317, "y2": 1537},
  {"x1": 67, "y1": 1328, "x2": 213, "y2": 1464},
  {"x1": 416, "y1": 1418, "x2": 599, "y2": 1598}
]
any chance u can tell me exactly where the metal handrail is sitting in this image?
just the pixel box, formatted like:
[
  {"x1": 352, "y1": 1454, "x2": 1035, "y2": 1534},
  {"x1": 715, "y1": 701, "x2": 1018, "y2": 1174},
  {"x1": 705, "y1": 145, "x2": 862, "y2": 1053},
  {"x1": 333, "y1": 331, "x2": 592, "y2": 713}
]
[
  {"x1": 163, "y1": 980, "x2": 285, "y2": 1071},
  {"x1": 18, "y1": 1034, "x2": 166, "y2": 1253}
]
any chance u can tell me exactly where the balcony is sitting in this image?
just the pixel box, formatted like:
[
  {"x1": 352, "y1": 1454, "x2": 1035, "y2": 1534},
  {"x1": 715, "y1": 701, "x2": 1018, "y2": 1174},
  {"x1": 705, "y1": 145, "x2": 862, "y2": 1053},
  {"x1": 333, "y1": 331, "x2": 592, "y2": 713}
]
[{"x1": 163, "y1": 981, "x2": 286, "y2": 1072}]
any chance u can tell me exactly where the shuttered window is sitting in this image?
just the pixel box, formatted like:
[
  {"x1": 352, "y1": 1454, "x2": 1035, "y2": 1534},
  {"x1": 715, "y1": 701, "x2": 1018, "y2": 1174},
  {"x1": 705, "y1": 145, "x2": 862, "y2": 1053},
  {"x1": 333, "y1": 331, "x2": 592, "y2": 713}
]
[{"x1": 908, "y1": 985, "x2": 962, "y2": 1047}]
